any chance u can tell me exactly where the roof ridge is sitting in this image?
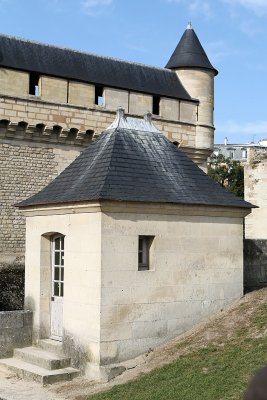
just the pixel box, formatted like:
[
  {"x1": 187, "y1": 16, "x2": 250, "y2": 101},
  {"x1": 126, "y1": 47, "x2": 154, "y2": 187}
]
[
  {"x1": 0, "y1": 33, "x2": 175, "y2": 75},
  {"x1": 98, "y1": 128, "x2": 118, "y2": 198}
]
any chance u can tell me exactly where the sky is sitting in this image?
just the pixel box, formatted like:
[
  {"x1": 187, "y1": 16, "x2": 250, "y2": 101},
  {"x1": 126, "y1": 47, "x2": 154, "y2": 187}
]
[{"x1": 0, "y1": 0, "x2": 267, "y2": 144}]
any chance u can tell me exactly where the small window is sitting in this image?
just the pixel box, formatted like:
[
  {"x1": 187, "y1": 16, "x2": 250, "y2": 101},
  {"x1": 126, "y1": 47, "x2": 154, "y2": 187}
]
[
  {"x1": 138, "y1": 236, "x2": 154, "y2": 271},
  {"x1": 229, "y1": 150, "x2": 234, "y2": 159},
  {"x1": 152, "y1": 96, "x2": 160, "y2": 115},
  {"x1": 95, "y1": 85, "x2": 104, "y2": 106},
  {"x1": 242, "y1": 149, "x2": 247, "y2": 159},
  {"x1": 29, "y1": 73, "x2": 40, "y2": 96}
]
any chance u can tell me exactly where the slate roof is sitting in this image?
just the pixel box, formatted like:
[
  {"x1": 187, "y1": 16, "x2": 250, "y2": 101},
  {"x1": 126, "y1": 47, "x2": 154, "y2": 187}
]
[
  {"x1": 0, "y1": 34, "x2": 193, "y2": 101},
  {"x1": 18, "y1": 110, "x2": 252, "y2": 210},
  {"x1": 166, "y1": 25, "x2": 218, "y2": 75}
]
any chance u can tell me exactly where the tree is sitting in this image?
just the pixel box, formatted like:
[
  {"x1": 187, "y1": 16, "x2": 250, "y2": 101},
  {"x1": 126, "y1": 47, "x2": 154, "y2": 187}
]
[{"x1": 207, "y1": 154, "x2": 244, "y2": 198}]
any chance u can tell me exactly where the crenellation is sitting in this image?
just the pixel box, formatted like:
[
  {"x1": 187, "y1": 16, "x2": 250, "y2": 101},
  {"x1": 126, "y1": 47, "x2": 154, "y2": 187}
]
[{"x1": 40, "y1": 76, "x2": 68, "y2": 103}]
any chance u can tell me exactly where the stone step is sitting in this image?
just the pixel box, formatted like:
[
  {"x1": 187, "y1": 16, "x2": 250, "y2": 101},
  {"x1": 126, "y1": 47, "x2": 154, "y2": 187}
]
[
  {"x1": 37, "y1": 339, "x2": 64, "y2": 356},
  {"x1": 0, "y1": 357, "x2": 79, "y2": 385},
  {"x1": 14, "y1": 346, "x2": 71, "y2": 370}
]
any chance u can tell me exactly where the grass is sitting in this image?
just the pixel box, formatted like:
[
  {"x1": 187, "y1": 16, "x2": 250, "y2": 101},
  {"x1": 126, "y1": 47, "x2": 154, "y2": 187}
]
[{"x1": 88, "y1": 294, "x2": 267, "y2": 400}]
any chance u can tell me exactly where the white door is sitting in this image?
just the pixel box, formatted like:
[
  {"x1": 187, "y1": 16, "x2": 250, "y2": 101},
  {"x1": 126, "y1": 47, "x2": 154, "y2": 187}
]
[{"x1": 50, "y1": 235, "x2": 64, "y2": 341}]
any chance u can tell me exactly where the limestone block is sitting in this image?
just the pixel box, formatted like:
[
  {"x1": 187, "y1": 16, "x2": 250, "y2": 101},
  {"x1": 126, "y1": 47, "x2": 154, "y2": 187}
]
[
  {"x1": 129, "y1": 92, "x2": 152, "y2": 115},
  {"x1": 40, "y1": 76, "x2": 68, "y2": 103},
  {"x1": 104, "y1": 88, "x2": 129, "y2": 112},
  {"x1": 180, "y1": 101, "x2": 196, "y2": 123},
  {"x1": 132, "y1": 320, "x2": 168, "y2": 339},
  {"x1": 160, "y1": 98, "x2": 179, "y2": 120},
  {"x1": 101, "y1": 322, "x2": 132, "y2": 341},
  {"x1": 0, "y1": 68, "x2": 29, "y2": 97},
  {"x1": 68, "y1": 81, "x2": 94, "y2": 107},
  {"x1": 100, "y1": 342, "x2": 118, "y2": 363}
]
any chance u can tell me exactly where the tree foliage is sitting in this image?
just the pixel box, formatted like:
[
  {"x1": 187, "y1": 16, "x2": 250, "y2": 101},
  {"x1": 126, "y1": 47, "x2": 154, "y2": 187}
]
[{"x1": 207, "y1": 154, "x2": 244, "y2": 198}]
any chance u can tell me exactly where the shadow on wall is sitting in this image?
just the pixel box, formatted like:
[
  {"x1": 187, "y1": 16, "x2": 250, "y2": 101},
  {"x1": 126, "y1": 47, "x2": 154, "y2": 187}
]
[
  {"x1": 244, "y1": 239, "x2": 267, "y2": 293},
  {"x1": 0, "y1": 266, "x2": 24, "y2": 311}
]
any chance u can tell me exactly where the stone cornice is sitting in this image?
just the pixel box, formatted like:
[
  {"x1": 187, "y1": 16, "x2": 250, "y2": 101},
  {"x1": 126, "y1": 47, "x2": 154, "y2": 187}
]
[
  {"x1": 0, "y1": 119, "x2": 94, "y2": 147},
  {"x1": 20, "y1": 200, "x2": 251, "y2": 218},
  {"x1": 181, "y1": 146, "x2": 213, "y2": 164}
]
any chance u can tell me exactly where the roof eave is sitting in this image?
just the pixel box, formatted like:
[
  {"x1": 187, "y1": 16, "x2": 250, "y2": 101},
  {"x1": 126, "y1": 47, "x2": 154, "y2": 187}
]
[{"x1": 166, "y1": 64, "x2": 219, "y2": 76}]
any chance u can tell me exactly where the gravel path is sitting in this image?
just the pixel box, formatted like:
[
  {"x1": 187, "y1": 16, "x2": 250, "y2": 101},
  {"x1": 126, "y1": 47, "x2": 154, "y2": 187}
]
[{"x1": 0, "y1": 365, "x2": 64, "y2": 400}]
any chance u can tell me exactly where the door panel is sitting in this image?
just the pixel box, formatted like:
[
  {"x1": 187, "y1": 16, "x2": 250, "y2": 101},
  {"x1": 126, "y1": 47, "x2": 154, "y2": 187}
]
[{"x1": 50, "y1": 235, "x2": 64, "y2": 341}]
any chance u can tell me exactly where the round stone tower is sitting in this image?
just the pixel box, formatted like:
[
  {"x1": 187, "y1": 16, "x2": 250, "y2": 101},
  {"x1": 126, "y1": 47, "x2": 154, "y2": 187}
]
[{"x1": 165, "y1": 23, "x2": 218, "y2": 153}]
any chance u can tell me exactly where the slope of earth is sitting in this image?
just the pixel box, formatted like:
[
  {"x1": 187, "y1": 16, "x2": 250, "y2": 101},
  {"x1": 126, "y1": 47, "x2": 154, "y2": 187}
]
[{"x1": 83, "y1": 288, "x2": 267, "y2": 400}]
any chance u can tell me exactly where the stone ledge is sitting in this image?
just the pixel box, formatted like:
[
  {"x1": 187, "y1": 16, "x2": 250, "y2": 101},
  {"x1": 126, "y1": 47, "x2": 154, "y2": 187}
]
[{"x1": 0, "y1": 120, "x2": 94, "y2": 146}]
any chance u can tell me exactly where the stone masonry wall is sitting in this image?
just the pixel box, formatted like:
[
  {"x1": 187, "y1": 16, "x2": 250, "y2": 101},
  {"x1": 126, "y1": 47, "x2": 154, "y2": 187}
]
[
  {"x1": 0, "y1": 95, "x2": 197, "y2": 149},
  {"x1": 244, "y1": 239, "x2": 267, "y2": 293},
  {"x1": 243, "y1": 148, "x2": 267, "y2": 292},
  {"x1": 0, "y1": 140, "x2": 80, "y2": 268},
  {"x1": 245, "y1": 147, "x2": 267, "y2": 240},
  {"x1": 0, "y1": 310, "x2": 32, "y2": 358}
]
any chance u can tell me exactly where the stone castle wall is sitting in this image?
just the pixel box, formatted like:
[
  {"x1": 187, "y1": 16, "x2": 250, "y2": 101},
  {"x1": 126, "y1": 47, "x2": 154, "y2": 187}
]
[
  {"x1": 244, "y1": 147, "x2": 267, "y2": 292},
  {"x1": 0, "y1": 64, "x2": 213, "y2": 283},
  {"x1": 0, "y1": 138, "x2": 81, "y2": 268},
  {"x1": 0, "y1": 94, "x2": 198, "y2": 150},
  {"x1": 245, "y1": 147, "x2": 267, "y2": 240}
]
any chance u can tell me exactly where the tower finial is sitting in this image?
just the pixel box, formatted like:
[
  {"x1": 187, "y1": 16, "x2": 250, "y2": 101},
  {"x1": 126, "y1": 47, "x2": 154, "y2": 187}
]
[{"x1": 187, "y1": 21, "x2": 192, "y2": 30}]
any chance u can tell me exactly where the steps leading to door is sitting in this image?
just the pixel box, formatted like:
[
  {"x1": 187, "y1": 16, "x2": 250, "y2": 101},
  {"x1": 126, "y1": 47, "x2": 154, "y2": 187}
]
[
  {"x1": 0, "y1": 342, "x2": 79, "y2": 385},
  {"x1": 38, "y1": 338, "x2": 65, "y2": 356},
  {"x1": 14, "y1": 346, "x2": 70, "y2": 370},
  {"x1": 0, "y1": 357, "x2": 79, "y2": 384}
]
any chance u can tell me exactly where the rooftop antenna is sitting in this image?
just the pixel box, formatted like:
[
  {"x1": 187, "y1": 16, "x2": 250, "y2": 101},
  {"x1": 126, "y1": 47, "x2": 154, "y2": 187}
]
[
  {"x1": 187, "y1": 21, "x2": 192, "y2": 30},
  {"x1": 252, "y1": 134, "x2": 256, "y2": 144}
]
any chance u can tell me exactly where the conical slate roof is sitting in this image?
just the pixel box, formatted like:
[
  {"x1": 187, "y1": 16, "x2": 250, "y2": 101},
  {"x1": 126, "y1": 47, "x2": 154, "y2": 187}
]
[
  {"x1": 166, "y1": 24, "x2": 218, "y2": 75},
  {"x1": 18, "y1": 110, "x2": 251, "y2": 209}
]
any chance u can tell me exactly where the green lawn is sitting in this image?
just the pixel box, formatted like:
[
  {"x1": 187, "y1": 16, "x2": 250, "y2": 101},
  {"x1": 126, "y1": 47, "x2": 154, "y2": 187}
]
[{"x1": 88, "y1": 296, "x2": 267, "y2": 400}]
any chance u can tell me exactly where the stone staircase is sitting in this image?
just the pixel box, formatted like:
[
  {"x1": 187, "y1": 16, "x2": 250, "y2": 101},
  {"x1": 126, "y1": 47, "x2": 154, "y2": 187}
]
[{"x1": 0, "y1": 339, "x2": 79, "y2": 385}]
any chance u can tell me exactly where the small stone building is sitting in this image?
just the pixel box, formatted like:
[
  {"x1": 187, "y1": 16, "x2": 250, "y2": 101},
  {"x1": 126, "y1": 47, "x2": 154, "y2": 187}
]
[{"x1": 17, "y1": 109, "x2": 252, "y2": 380}]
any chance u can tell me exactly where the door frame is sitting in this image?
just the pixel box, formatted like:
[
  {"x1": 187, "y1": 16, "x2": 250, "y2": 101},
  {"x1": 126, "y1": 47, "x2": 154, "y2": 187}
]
[{"x1": 50, "y1": 234, "x2": 65, "y2": 341}]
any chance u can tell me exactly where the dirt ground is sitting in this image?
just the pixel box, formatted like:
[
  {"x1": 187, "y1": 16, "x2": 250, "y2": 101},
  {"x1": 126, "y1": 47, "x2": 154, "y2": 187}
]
[{"x1": 0, "y1": 288, "x2": 266, "y2": 400}]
